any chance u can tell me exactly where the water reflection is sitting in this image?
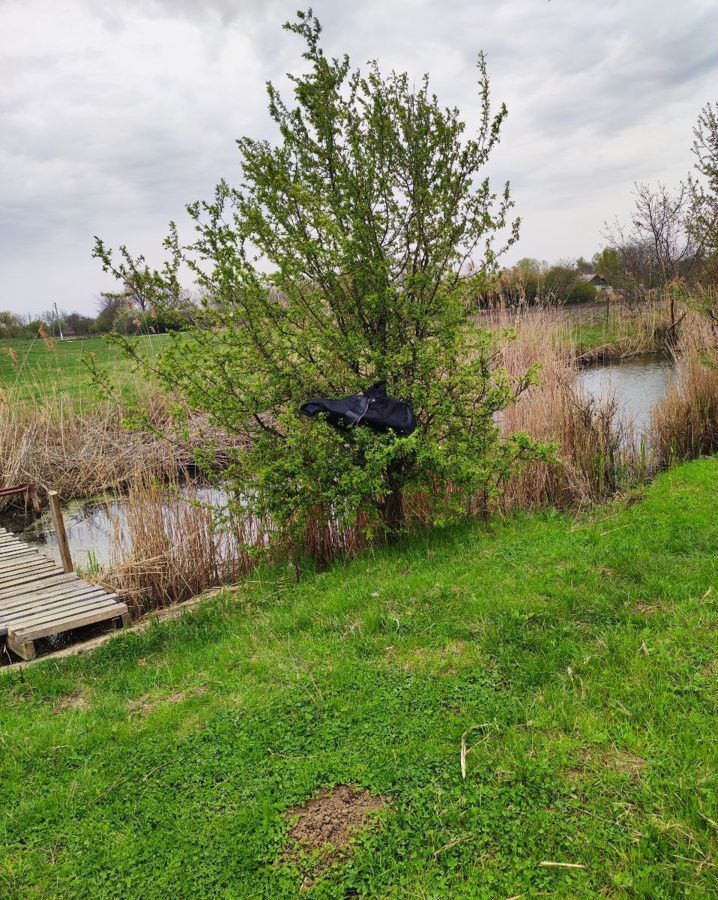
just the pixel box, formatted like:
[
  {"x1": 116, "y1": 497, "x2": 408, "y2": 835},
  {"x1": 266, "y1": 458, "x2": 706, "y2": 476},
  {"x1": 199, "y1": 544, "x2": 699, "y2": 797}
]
[
  {"x1": 1, "y1": 486, "x2": 229, "y2": 570},
  {"x1": 578, "y1": 353, "x2": 674, "y2": 435}
]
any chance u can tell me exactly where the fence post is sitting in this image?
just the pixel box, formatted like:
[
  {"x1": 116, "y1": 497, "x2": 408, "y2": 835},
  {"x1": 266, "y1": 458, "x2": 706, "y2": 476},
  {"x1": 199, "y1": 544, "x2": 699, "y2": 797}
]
[
  {"x1": 48, "y1": 490, "x2": 73, "y2": 573},
  {"x1": 28, "y1": 485, "x2": 41, "y2": 514}
]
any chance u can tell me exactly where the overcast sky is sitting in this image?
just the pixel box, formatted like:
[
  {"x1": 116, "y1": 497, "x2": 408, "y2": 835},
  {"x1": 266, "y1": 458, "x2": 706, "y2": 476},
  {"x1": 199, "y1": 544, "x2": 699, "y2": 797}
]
[{"x1": 1, "y1": 0, "x2": 716, "y2": 317}]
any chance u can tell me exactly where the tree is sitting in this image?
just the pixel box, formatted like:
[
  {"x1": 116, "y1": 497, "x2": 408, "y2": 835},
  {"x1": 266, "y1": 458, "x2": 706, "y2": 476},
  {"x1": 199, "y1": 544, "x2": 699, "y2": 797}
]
[
  {"x1": 605, "y1": 182, "x2": 697, "y2": 329},
  {"x1": 688, "y1": 100, "x2": 718, "y2": 267},
  {"x1": 94, "y1": 10, "x2": 544, "y2": 548}
]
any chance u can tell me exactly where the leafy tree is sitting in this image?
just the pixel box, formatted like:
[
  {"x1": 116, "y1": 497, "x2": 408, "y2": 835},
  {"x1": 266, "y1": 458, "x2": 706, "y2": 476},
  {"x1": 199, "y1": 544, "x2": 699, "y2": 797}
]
[
  {"x1": 0, "y1": 311, "x2": 22, "y2": 338},
  {"x1": 592, "y1": 247, "x2": 621, "y2": 284},
  {"x1": 94, "y1": 10, "x2": 545, "y2": 548},
  {"x1": 688, "y1": 100, "x2": 718, "y2": 267}
]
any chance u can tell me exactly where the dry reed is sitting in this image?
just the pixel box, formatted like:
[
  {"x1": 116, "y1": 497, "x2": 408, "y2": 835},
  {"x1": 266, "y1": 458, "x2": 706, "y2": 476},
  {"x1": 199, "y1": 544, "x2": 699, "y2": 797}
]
[
  {"x1": 651, "y1": 313, "x2": 718, "y2": 464},
  {"x1": 100, "y1": 476, "x2": 261, "y2": 616},
  {"x1": 0, "y1": 388, "x2": 235, "y2": 512},
  {"x1": 497, "y1": 308, "x2": 643, "y2": 509}
]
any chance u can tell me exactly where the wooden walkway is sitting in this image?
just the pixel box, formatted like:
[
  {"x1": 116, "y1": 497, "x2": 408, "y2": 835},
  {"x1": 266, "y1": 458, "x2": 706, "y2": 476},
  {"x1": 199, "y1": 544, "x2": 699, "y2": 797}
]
[{"x1": 0, "y1": 528, "x2": 129, "y2": 661}]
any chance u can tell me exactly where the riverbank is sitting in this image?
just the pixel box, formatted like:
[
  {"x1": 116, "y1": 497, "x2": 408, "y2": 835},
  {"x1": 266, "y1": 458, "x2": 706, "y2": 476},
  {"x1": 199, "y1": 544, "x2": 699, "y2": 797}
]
[
  {"x1": 2, "y1": 303, "x2": 716, "y2": 620},
  {"x1": 2, "y1": 457, "x2": 717, "y2": 896}
]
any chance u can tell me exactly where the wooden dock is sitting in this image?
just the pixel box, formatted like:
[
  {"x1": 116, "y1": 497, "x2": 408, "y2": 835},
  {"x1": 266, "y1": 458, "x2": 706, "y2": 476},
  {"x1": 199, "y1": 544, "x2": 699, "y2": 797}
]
[{"x1": 0, "y1": 528, "x2": 129, "y2": 661}]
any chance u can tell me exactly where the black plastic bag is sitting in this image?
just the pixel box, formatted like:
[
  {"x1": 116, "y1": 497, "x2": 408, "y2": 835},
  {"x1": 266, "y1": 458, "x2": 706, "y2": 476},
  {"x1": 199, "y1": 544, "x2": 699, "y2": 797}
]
[{"x1": 300, "y1": 381, "x2": 416, "y2": 436}]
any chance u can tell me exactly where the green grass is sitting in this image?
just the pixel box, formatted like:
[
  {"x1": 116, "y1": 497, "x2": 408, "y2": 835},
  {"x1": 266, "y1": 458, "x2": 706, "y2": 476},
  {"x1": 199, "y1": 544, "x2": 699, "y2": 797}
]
[
  {"x1": 0, "y1": 335, "x2": 170, "y2": 405},
  {"x1": 1, "y1": 459, "x2": 717, "y2": 897}
]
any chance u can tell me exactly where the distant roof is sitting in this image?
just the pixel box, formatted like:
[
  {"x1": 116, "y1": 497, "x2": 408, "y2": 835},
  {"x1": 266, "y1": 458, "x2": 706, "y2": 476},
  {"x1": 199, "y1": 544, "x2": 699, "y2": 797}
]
[{"x1": 578, "y1": 273, "x2": 609, "y2": 286}]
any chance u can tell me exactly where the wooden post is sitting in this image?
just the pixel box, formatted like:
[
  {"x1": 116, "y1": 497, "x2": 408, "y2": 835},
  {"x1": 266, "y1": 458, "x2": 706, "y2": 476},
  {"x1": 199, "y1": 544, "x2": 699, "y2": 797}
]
[
  {"x1": 48, "y1": 490, "x2": 73, "y2": 573},
  {"x1": 27, "y1": 485, "x2": 41, "y2": 514}
]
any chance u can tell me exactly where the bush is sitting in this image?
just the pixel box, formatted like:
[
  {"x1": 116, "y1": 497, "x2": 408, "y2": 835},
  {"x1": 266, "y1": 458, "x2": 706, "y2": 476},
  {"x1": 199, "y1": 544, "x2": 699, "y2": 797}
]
[{"x1": 95, "y1": 10, "x2": 547, "y2": 551}]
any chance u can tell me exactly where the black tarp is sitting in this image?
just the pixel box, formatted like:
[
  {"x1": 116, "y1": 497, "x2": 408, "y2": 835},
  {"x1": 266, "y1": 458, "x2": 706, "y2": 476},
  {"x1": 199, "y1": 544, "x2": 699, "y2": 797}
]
[{"x1": 300, "y1": 381, "x2": 416, "y2": 436}]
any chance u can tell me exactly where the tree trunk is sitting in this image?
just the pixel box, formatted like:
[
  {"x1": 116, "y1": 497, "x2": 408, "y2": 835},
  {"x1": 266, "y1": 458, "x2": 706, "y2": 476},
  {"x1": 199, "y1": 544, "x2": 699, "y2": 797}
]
[{"x1": 379, "y1": 464, "x2": 405, "y2": 540}]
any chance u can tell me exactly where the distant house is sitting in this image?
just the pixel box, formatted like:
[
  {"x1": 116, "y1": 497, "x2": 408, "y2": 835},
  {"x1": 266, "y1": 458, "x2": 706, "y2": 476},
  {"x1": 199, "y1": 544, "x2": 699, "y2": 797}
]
[{"x1": 578, "y1": 273, "x2": 610, "y2": 290}]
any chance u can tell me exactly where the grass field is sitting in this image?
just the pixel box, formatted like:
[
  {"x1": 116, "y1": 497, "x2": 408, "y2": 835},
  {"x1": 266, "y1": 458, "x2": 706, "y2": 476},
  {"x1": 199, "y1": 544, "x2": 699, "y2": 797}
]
[
  {"x1": 1, "y1": 458, "x2": 717, "y2": 897},
  {"x1": 0, "y1": 334, "x2": 169, "y2": 405}
]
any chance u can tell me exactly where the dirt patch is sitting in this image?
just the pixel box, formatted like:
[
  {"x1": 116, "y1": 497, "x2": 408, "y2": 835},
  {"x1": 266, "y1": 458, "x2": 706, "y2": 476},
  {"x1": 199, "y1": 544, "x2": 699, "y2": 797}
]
[
  {"x1": 634, "y1": 601, "x2": 661, "y2": 615},
  {"x1": 282, "y1": 785, "x2": 388, "y2": 881},
  {"x1": 610, "y1": 750, "x2": 647, "y2": 777},
  {"x1": 127, "y1": 685, "x2": 208, "y2": 716},
  {"x1": 54, "y1": 693, "x2": 89, "y2": 712}
]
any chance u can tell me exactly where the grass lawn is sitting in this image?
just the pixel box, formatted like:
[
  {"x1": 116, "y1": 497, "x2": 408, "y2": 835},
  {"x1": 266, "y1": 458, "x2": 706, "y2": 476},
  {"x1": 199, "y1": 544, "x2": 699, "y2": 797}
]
[
  {"x1": 0, "y1": 334, "x2": 169, "y2": 405},
  {"x1": 1, "y1": 459, "x2": 717, "y2": 897}
]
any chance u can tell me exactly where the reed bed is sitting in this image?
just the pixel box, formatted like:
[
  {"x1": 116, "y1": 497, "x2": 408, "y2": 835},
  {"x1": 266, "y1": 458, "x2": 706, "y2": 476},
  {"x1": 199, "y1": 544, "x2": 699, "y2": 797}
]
[
  {"x1": 497, "y1": 308, "x2": 645, "y2": 509},
  {"x1": 478, "y1": 298, "x2": 671, "y2": 362},
  {"x1": 100, "y1": 476, "x2": 262, "y2": 616},
  {"x1": 0, "y1": 388, "x2": 236, "y2": 512},
  {"x1": 651, "y1": 313, "x2": 718, "y2": 464}
]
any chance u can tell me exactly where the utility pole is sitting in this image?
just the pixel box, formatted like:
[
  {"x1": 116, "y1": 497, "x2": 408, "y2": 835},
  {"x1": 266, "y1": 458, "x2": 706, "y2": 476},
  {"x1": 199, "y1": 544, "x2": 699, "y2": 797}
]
[{"x1": 53, "y1": 301, "x2": 64, "y2": 340}]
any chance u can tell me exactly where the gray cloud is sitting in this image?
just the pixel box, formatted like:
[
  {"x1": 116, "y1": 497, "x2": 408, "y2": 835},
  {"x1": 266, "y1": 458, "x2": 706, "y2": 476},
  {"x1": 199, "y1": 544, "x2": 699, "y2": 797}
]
[{"x1": 1, "y1": 0, "x2": 716, "y2": 315}]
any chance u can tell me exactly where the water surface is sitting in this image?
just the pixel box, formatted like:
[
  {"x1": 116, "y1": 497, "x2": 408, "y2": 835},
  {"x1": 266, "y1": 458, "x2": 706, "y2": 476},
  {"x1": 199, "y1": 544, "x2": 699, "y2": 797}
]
[{"x1": 578, "y1": 353, "x2": 674, "y2": 436}]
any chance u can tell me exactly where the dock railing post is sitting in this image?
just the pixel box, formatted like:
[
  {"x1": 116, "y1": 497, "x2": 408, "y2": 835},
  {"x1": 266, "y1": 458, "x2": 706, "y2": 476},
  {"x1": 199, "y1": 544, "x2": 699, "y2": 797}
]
[
  {"x1": 48, "y1": 490, "x2": 73, "y2": 573},
  {"x1": 28, "y1": 484, "x2": 41, "y2": 514}
]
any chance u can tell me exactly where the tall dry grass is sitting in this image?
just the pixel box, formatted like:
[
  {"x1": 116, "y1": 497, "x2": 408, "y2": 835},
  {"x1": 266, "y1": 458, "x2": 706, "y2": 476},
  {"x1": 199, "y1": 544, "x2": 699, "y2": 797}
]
[
  {"x1": 651, "y1": 313, "x2": 718, "y2": 464},
  {"x1": 100, "y1": 476, "x2": 262, "y2": 616},
  {"x1": 497, "y1": 308, "x2": 643, "y2": 509},
  {"x1": 0, "y1": 388, "x2": 236, "y2": 512}
]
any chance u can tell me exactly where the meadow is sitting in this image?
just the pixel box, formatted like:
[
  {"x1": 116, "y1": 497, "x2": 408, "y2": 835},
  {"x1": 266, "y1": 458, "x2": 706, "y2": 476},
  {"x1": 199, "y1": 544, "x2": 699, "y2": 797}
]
[
  {"x1": 1, "y1": 458, "x2": 716, "y2": 897},
  {"x1": 0, "y1": 334, "x2": 170, "y2": 406}
]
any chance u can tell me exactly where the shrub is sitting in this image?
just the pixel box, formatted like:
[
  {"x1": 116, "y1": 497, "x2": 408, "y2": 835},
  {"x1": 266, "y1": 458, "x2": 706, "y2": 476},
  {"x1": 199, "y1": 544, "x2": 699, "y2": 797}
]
[{"x1": 95, "y1": 10, "x2": 547, "y2": 550}]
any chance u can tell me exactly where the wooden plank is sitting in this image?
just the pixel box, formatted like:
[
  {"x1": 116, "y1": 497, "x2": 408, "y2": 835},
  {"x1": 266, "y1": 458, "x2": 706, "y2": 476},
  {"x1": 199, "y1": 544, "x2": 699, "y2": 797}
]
[
  {"x1": 0, "y1": 569, "x2": 80, "y2": 603},
  {"x1": 0, "y1": 573, "x2": 80, "y2": 602},
  {"x1": 0, "y1": 561, "x2": 56, "y2": 579},
  {"x1": 6, "y1": 598, "x2": 123, "y2": 635},
  {"x1": 0, "y1": 547, "x2": 31, "y2": 559},
  {"x1": 0, "y1": 554, "x2": 45, "y2": 570},
  {"x1": 0, "y1": 557, "x2": 46, "y2": 572},
  {"x1": 0, "y1": 568, "x2": 57, "y2": 586},
  {"x1": 0, "y1": 557, "x2": 40, "y2": 572},
  {"x1": 0, "y1": 557, "x2": 60, "y2": 573},
  {"x1": 0, "y1": 575, "x2": 83, "y2": 606},
  {"x1": 12, "y1": 601, "x2": 127, "y2": 642},
  {"x1": 0, "y1": 542, "x2": 37, "y2": 553},
  {"x1": 0, "y1": 539, "x2": 31, "y2": 550},
  {"x1": 6, "y1": 632, "x2": 36, "y2": 661},
  {"x1": 0, "y1": 590, "x2": 118, "y2": 628},
  {"x1": 0, "y1": 539, "x2": 27, "y2": 550},
  {"x1": 0, "y1": 599, "x2": 114, "y2": 635},
  {"x1": 0, "y1": 569, "x2": 67, "y2": 592},
  {"x1": 0, "y1": 550, "x2": 49, "y2": 565},
  {"x1": 0, "y1": 583, "x2": 105, "y2": 616},
  {"x1": 0, "y1": 584, "x2": 110, "y2": 616},
  {"x1": 13, "y1": 603, "x2": 127, "y2": 644},
  {"x1": 0, "y1": 544, "x2": 42, "y2": 557}
]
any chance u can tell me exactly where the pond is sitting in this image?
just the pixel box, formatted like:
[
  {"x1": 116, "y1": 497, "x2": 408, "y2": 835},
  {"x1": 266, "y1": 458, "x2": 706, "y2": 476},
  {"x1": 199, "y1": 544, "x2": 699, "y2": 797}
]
[
  {"x1": 1, "y1": 353, "x2": 676, "y2": 567},
  {"x1": 0, "y1": 486, "x2": 228, "y2": 572},
  {"x1": 578, "y1": 352, "x2": 675, "y2": 436}
]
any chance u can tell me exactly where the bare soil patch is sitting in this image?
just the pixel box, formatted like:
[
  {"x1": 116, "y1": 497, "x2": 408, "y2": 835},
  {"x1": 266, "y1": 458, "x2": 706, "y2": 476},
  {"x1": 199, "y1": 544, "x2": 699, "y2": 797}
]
[
  {"x1": 282, "y1": 785, "x2": 388, "y2": 881},
  {"x1": 610, "y1": 750, "x2": 647, "y2": 777},
  {"x1": 634, "y1": 601, "x2": 661, "y2": 615},
  {"x1": 54, "y1": 693, "x2": 89, "y2": 712},
  {"x1": 127, "y1": 685, "x2": 208, "y2": 716}
]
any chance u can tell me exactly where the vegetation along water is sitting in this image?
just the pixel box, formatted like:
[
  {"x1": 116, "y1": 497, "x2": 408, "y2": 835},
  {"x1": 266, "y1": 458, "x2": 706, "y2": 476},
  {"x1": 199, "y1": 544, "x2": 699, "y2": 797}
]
[{"x1": 1, "y1": 7, "x2": 718, "y2": 896}]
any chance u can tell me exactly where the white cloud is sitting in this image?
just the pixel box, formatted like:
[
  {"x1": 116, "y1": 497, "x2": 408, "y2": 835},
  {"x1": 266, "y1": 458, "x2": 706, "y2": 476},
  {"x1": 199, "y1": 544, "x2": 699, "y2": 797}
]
[{"x1": 1, "y1": 0, "x2": 716, "y2": 314}]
